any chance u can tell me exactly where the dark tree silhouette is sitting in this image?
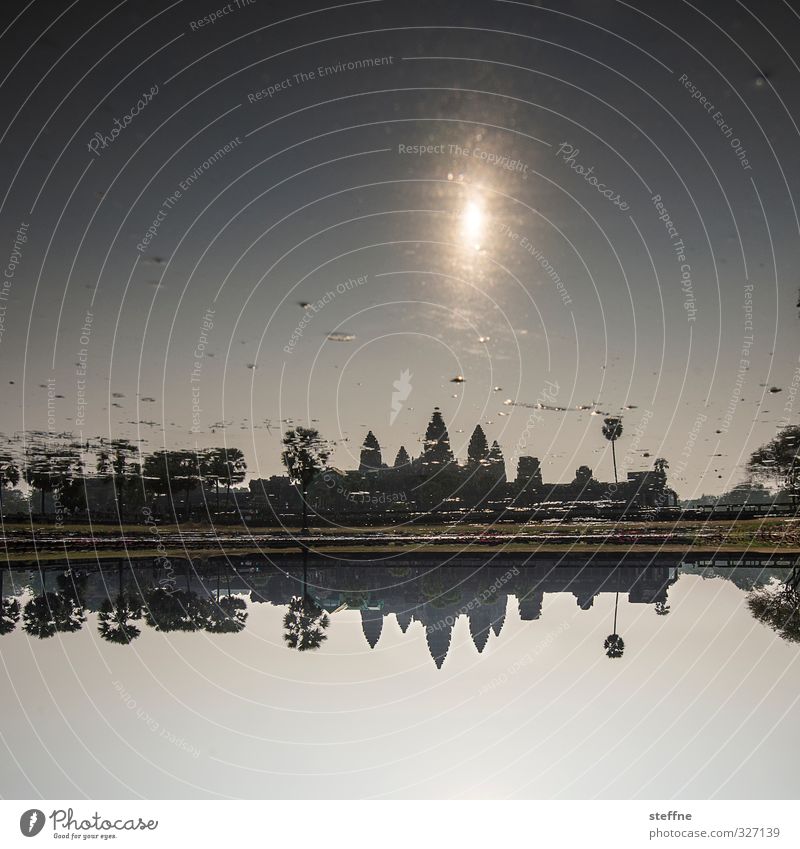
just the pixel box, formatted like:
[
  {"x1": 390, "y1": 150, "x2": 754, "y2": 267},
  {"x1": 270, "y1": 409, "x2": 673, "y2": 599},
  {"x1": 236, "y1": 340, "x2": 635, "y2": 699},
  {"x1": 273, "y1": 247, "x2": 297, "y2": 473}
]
[
  {"x1": 281, "y1": 427, "x2": 330, "y2": 533},
  {"x1": 96, "y1": 439, "x2": 139, "y2": 520},
  {"x1": 0, "y1": 571, "x2": 20, "y2": 636},
  {"x1": 24, "y1": 443, "x2": 83, "y2": 517},
  {"x1": 602, "y1": 417, "x2": 624, "y2": 484},
  {"x1": 143, "y1": 587, "x2": 206, "y2": 632},
  {"x1": 98, "y1": 562, "x2": 142, "y2": 644},
  {"x1": 604, "y1": 591, "x2": 625, "y2": 658},
  {"x1": 205, "y1": 596, "x2": 248, "y2": 634},
  {"x1": 747, "y1": 426, "x2": 800, "y2": 503},
  {"x1": 0, "y1": 453, "x2": 20, "y2": 515},
  {"x1": 747, "y1": 570, "x2": 800, "y2": 643},
  {"x1": 23, "y1": 577, "x2": 86, "y2": 639},
  {"x1": 200, "y1": 447, "x2": 247, "y2": 511},
  {"x1": 143, "y1": 450, "x2": 200, "y2": 520},
  {"x1": 282, "y1": 555, "x2": 329, "y2": 650},
  {"x1": 393, "y1": 446, "x2": 410, "y2": 469}
]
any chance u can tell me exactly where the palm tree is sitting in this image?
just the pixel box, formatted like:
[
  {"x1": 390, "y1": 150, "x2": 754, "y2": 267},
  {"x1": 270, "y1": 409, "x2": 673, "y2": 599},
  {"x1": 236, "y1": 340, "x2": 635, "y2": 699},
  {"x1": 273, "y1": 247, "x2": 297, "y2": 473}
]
[
  {"x1": 604, "y1": 591, "x2": 625, "y2": 658},
  {"x1": 281, "y1": 427, "x2": 330, "y2": 533},
  {"x1": 96, "y1": 439, "x2": 138, "y2": 520},
  {"x1": 602, "y1": 417, "x2": 624, "y2": 483}
]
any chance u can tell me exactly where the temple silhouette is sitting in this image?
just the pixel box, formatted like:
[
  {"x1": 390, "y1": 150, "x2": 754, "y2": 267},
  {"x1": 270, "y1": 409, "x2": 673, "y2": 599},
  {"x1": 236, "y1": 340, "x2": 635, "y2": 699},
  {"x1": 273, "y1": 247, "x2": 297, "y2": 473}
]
[{"x1": 249, "y1": 407, "x2": 678, "y2": 523}]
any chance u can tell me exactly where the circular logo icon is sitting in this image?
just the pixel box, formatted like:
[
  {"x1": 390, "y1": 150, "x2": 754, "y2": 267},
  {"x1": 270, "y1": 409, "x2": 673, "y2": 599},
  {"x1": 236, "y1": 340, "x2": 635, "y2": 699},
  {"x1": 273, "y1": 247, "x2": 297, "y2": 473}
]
[{"x1": 19, "y1": 809, "x2": 46, "y2": 837}]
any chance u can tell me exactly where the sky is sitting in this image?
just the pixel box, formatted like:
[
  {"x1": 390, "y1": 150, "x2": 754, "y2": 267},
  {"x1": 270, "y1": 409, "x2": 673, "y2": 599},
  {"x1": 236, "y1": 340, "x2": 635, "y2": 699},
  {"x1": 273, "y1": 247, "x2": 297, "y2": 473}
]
[{"x1": 1, "y1": 0, "x2": 799, "y2": 497}]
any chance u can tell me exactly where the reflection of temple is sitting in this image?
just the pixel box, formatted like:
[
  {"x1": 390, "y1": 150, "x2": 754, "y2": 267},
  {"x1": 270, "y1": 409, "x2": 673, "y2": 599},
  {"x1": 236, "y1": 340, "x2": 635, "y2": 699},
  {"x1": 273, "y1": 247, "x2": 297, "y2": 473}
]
[
  {"x1": 14, "y1": 551, "x2": 795, "y2": 666},
  {"x1": 251, "y1": 559, "x2": 679, "y2": 668}
]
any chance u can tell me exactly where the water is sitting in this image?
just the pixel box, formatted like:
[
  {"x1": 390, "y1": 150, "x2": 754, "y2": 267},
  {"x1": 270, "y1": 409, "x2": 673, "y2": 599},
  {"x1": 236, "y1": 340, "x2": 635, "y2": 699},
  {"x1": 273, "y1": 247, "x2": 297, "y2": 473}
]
[{"x1": 1, "y1": 553, "x2": 798, "y2": 799}]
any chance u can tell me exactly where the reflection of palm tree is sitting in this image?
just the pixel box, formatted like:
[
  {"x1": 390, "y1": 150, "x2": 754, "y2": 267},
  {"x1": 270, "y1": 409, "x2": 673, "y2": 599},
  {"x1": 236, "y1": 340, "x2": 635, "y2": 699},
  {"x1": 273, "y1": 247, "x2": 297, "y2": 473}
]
[
  {"x1": 205, "y1": 596, "x2": 247, "y2": 633},
  {"x1": 23, "y1": 593, "x2": 85, "y2": 639},
  {"x1": 604, "y1": 591, "x2": 625, "y2": 658},
  {"x1": 282, "y1": 554, "x2": 329, "y2": 650},
  {"x1": 144, "y1": 587, "x2": 206, "y2": 632},
  {"x1": 98, "y1": 594, "x2": 143, "y2": 644},
  {"x1": 0, "y1": 598, "x2": 19, "y2": 635},
  {"x1": 98, "y1": 562, "x2": 143, "y2": 644}
]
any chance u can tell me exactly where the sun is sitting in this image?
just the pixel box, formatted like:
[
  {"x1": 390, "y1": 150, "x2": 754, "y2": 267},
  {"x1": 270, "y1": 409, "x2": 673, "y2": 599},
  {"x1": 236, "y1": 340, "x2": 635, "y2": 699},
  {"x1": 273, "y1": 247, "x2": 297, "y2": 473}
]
[{"x1": 460, "y1": 200, "x2": 485, "y2": 250}]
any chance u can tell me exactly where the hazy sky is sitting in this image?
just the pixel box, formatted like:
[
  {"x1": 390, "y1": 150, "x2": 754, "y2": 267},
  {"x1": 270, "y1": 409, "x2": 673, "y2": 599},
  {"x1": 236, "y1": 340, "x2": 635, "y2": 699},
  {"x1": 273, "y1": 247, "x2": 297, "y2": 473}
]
[
  {"x1": 2, "y1": 572, "x2": 798, "y2": 799},
  {"x1": 1, "y1": 0, "x2": 799, "y2": 496}
]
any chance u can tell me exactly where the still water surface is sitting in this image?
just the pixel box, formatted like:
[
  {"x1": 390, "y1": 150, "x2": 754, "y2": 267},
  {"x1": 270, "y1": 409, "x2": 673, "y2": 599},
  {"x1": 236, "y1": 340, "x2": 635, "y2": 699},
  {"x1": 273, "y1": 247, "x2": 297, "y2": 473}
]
[{"x1": 1, "y1": 553, "x2": 798, "y2": 799}]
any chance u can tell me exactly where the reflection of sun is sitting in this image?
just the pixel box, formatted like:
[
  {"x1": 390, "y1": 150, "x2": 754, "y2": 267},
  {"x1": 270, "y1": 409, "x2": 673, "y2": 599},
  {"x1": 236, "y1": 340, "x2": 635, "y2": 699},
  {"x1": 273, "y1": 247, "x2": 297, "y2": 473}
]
[{"x1": 460, "y1": 200, "x2": 485, "y2": 250}]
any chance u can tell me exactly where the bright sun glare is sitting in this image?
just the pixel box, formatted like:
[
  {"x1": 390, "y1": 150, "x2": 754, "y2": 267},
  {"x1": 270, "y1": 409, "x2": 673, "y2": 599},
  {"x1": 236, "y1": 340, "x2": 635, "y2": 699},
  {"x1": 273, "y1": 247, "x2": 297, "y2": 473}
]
[{"x1": 461, "y1": 200, "x2": 485, "y2": 249}]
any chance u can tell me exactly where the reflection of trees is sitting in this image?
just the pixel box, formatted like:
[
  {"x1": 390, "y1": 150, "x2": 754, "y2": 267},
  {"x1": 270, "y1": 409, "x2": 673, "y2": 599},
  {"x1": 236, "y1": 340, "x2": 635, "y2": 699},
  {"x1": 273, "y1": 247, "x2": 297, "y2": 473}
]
[
  {"x1": 98, "y1": 561, "x2": 143, "y2": 644},
  {"x1": 23, "y1": 592, "x2": 85, "y2": 639},
  {"x1": 205, "y1": 596, "x2": 247, "y2": 634},
  {"x1": 655, "y1": 601, "x2": 670, "y2": 616},
  {"x1": 99, "y1": 594, "x2": 143, "y2": 644},
  {"x1": 283, "y1": 596, "x2": 329, "y2": 650},
  {"x1": 282, "y1": 555, "x2": 329, "y2": 650},
  {"x1": 143, "y1": 587, "x2": 205, "y2": 632},
  {"x1": 204, "y1": 565, "x2": 248, "y2": 634},
  {"x1": 0, "y1": 571, "x2": 20, "y2": 636},
  {"x1": 604, "y1": 591, "x2": 625, "y2": 658},
  {"x1": 747, "y1": 568, "x2": 800, "y2": 643},
  {"x1": 22, "y1": 569, "x2": 87, "y2": 639}
]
